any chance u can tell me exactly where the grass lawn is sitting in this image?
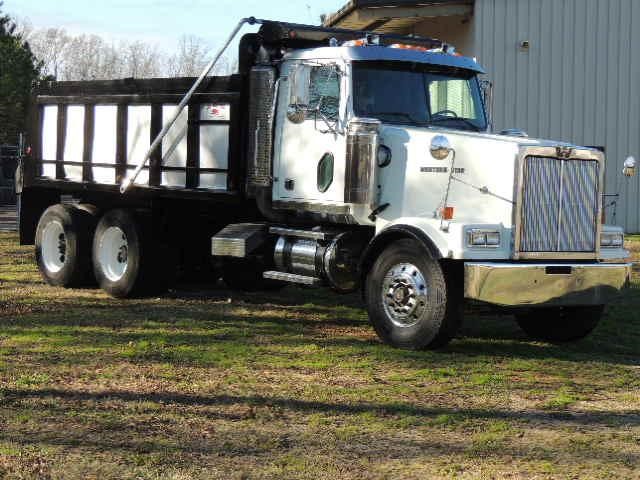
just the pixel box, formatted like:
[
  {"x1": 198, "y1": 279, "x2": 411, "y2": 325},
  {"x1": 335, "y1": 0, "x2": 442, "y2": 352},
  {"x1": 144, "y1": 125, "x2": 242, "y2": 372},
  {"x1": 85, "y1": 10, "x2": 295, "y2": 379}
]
[{"x1": 1, "y1": 231, "x2": 639, "y2": 479}]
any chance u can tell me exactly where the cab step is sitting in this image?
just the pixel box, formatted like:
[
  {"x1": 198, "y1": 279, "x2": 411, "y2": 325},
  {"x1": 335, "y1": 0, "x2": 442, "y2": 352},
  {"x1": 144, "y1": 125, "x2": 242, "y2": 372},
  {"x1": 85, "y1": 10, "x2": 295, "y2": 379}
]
[
  {"x1": 263, "y1": 271, "x2": 323, "y2": 286},
  {"x1": 269, "y1": 226, "x2": 335, "y2": 241}
]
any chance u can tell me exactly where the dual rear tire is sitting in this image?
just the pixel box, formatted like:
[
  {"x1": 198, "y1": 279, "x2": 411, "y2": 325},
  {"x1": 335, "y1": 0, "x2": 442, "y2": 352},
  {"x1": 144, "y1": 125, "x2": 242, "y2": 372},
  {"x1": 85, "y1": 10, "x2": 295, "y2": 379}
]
[
  {"x1": 36, "y1": 206, "x2": 168, "y2": 298},
  {"x1": 92, "y1": 209, "x2": 166, "y2": 298},
  {"x1": 35, "y1": 204, "x2": 96, "y2": 287}
]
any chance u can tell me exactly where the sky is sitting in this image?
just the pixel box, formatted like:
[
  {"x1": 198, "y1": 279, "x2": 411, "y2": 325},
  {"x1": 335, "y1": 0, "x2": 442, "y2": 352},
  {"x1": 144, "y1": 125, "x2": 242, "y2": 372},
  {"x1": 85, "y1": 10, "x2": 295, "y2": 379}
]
[{"x1": 6, "y1": 0, "x2": 348, "y2": 52}]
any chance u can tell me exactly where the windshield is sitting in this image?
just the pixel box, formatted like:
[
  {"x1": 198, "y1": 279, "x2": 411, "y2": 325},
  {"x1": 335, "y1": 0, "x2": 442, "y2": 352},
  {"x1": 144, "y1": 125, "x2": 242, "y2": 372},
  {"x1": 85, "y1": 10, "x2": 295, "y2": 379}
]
[{"x1": 352, "y1": 62, "x2": 487, "y2": 131}]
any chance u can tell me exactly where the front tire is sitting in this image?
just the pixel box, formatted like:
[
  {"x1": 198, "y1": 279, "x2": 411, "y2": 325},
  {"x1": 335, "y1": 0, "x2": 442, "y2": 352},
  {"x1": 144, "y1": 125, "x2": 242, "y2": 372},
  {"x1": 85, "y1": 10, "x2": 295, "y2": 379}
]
[
  {"x1": 515, "y1": 306, "x2": 604, "y2": 342},
  {"x1": 364, "y1": 239, "x2": 462, "y2": 350},
  {"x1": 35, "y1": 204, "x2": 96, "y2": 287}
]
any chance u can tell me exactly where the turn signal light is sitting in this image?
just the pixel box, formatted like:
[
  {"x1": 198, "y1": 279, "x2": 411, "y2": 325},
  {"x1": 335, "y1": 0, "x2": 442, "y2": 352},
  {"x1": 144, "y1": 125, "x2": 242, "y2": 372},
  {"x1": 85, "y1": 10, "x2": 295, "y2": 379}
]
[{"x1": 442, "y1": 206, "x2": 454, "y2": 220}]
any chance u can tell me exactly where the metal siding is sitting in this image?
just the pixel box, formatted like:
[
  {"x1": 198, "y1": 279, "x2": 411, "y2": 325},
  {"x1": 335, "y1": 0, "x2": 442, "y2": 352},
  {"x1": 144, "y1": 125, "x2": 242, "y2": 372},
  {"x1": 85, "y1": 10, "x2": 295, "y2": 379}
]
[
  {"x1": 517, "y1": 0, "x2": 528, "y2": 128},
  {"x1": 582, "y1": 0, "x2": 597, "y2": 150},
  {"x1": 473, "y1": 0, "x2": 640, "y2": 232},
  {"x1": 630, "y1": 0, "x2": 640, "y2": 230}
]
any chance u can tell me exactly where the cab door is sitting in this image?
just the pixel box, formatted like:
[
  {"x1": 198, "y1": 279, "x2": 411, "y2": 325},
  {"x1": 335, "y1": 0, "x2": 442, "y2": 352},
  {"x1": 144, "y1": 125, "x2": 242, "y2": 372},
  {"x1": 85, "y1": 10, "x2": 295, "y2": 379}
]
[{"x1": 273, "y1": 61, "x2": 347, "y2": 204}]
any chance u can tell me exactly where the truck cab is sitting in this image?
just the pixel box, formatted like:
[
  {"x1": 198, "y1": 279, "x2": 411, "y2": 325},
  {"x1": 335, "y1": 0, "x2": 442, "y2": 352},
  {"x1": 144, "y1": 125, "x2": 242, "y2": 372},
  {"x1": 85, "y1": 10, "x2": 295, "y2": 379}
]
[{"x1": 239, "y1": 25, "x2": 631, "y2": 349}]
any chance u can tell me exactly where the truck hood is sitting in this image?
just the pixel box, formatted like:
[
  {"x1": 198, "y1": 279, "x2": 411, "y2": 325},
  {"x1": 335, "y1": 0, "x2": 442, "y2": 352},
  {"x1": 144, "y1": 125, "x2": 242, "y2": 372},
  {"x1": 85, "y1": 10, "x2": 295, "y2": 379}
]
[
  {"x1": 411, "y1": 126, "x2": 579, "y2": 149},
  {"x1": 376, "y1": 125, "x2": 544, "y2": 229}
]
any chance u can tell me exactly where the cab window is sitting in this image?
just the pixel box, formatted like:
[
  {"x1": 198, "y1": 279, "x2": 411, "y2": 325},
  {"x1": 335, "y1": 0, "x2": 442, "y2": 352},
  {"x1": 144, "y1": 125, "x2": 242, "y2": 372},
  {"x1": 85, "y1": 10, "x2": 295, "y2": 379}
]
[
  {"x1": 306, "y1": 65, "x2": 341, "y2": 121},
  {"x1": 428, "y1": 76, "x2": 477, "y2": 119}
]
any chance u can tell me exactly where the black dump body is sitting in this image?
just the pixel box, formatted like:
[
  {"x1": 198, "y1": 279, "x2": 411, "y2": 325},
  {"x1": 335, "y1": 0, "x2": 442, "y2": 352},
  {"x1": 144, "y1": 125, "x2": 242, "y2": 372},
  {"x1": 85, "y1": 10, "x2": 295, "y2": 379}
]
[
  {"x1": 19, "y1": 74, "x2": 261, "y2": 245},
  {"x1": 24, "y1": 75, "x2": 245, "y2": 197}
]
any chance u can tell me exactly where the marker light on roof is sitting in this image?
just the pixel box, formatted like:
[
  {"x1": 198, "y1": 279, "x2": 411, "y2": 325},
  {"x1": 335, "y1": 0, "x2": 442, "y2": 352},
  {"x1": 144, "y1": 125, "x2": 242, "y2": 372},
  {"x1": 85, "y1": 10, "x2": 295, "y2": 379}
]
[
  {"x1": 385, "y1": 43, "x2": 463, "y2": 56},
  {"x1": 342, "y1": 34, "x2": 380, "y2": 47},
  {"x1": 389, "y1": 43, "x2": 429, "y2": 52},
  {"x1": 341, "y1": 37, "x2": 464, "y2": 57}
]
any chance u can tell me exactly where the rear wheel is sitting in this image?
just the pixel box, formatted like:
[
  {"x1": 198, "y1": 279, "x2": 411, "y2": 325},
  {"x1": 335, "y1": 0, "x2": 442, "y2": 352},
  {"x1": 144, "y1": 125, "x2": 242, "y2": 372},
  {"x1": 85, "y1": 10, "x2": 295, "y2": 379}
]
[
  {"x1": 92, "y1": 209, "x2": 167, "y2": 298},
  {"x1": 515, "y1": 306, "x2": 604, "y2": 342},
  {"x1": 364, "y1": 239, "x2": 462, "y2": 350},
  {"x1": 35, "y1": 204, "x2": 96, "y2": 287}
]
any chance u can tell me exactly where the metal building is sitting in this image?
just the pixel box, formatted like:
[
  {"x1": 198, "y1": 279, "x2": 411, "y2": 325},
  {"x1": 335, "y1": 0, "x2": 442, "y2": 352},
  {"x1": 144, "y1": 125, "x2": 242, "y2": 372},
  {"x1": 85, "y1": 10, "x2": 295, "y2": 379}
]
[{"x1": 325, "y1": 0, "x2": 640, "y2": 232}]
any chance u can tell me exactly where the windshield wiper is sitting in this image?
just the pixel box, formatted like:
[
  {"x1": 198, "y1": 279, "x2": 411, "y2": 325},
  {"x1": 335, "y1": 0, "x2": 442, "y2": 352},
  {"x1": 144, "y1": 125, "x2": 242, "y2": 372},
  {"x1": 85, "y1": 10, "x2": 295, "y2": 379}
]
[{"x1": 429, "y1": 116, "x2": 482, "y2": 132}]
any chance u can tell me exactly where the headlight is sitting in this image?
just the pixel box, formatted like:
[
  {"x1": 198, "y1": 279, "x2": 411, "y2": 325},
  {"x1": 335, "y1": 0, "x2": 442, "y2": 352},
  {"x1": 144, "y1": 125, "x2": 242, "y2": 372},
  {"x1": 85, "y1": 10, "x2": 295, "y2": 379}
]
[
  {"x1": 600, "y1": 232, "x2": 624, "y2": 248},
  {"x1": 467, "y1": 229, "x2": 501, "y2": 248}
]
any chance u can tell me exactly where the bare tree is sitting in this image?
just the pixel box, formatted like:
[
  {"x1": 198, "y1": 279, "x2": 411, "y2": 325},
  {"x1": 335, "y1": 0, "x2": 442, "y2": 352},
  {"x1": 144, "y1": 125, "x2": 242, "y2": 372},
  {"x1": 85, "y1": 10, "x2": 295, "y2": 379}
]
[
  {"x1": 26, "y1": 24, "x2": 231, "y2": 80},
  {"x1": 12, "y1": 15, "x2": 33, "y2": 39},
  {"x1": 166, "y1": 35, "x2": 211, "y2": 77},
  {"x1": 28, "y1": 28, "x2": 70, "y2": 79},
  {"x1": 122, "y1": 40, "x2": 162, "y2": 78},
  {"x1": 61, "y1": 34, "x2": 105, "y2": 80}
]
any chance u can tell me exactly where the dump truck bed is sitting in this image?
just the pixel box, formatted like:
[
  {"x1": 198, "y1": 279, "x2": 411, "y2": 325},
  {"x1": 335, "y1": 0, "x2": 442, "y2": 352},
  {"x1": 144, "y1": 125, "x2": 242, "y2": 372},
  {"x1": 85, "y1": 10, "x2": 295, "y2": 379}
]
[{"x1": 26, "y1": 76, "x2": 244, "y2": 197}]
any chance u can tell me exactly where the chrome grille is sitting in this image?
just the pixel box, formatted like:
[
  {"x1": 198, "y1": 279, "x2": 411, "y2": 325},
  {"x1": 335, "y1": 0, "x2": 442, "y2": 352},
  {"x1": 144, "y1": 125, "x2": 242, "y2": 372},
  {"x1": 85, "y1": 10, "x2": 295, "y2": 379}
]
[{"x1": 520, "y1": 156, "x2": 599, "y2": 252}]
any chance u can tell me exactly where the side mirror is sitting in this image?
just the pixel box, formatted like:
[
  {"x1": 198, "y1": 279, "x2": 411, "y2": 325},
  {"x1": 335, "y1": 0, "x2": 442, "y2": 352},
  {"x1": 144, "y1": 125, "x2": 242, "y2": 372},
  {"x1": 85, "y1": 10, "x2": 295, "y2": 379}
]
[
  {"x1": 623, "y1": 156, "x2": 636, "y2": 177},
  {"x1": 479, "y1": 79, "x2": 494, "y2": 132},
  {"x1": 287, "y1": 63, "x2": 342, "y2": 131}
]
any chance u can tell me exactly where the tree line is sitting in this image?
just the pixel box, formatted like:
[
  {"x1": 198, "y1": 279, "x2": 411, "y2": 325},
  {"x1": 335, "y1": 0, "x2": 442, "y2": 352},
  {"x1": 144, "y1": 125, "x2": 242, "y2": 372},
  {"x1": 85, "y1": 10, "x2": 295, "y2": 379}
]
[{"x1": 20, "y1": 23, "x2": 233, "y2": 81}]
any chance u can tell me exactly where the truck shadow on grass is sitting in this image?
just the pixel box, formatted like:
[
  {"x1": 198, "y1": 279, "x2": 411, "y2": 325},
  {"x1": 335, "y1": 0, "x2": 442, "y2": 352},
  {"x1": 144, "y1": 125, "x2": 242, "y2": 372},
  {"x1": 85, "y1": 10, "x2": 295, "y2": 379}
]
[
  {"x1": 1, "y1": 387, "x2": 640, "y2": 475},
  {"x1": 3, "y1": 387, "x2": 640, "y2": 428},
  {"x1": 1, "y1": 402, "x2": 637, "y2": 477}
]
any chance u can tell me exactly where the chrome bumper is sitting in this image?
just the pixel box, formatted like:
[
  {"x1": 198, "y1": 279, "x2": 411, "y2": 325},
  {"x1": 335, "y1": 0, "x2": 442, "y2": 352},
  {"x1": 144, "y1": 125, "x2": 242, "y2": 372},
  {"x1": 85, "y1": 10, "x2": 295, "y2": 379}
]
[{"x1": 464, "y1": 262, "x2": 632, "y2": 307}]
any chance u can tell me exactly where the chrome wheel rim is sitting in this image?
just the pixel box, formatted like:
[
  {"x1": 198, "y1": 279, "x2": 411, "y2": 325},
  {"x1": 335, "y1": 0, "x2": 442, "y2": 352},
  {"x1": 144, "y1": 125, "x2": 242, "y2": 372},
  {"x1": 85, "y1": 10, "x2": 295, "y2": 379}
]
[
  {"x1": 381, "y1": 262, "x2": 428, "y2": 327},
  {"x1": 41, "y1": 220, "x2": 66, "y2": 273},
  {"x1": 98, "y1": 226, "x2": 128, "y2": 282}
]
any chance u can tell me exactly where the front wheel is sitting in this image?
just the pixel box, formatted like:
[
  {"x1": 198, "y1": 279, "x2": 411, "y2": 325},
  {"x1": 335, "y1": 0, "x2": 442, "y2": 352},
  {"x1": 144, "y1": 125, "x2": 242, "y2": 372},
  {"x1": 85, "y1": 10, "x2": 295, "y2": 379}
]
[
  {"x1": 364, "y1": 239, "x2": 462, "y2": 350},
  {"x1": 515, "y1": 306, "x2": 604, "y2": 342}
]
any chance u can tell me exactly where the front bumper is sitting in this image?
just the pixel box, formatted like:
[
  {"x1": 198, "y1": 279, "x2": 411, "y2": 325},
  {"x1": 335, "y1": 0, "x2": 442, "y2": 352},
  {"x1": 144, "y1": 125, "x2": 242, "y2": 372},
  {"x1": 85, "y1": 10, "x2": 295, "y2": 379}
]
[{"x1": 464, "y1": 262, "x2": 632, "y2": 307}]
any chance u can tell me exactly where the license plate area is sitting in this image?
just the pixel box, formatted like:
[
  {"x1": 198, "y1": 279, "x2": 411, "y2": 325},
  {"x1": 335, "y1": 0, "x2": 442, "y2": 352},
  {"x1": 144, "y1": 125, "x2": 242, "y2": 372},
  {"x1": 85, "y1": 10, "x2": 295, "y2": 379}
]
[{"x1": 545, "y1": 266, "x2": 572, "y2": 275}]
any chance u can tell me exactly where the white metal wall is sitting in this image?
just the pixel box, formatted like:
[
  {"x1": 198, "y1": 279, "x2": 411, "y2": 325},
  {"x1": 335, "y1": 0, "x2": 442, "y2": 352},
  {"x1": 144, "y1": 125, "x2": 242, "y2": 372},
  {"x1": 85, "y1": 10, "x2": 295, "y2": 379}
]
[{"x1": 471, "y1": 0, "x2": 640, "y2": 232}]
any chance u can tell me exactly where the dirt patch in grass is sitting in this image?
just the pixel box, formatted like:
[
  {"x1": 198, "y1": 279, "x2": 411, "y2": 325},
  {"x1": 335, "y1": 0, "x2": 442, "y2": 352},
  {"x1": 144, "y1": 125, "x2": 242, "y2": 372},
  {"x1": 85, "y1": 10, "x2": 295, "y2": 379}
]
[{"x1": 1, "y1": 232, "x2": 640, "y2": 479}]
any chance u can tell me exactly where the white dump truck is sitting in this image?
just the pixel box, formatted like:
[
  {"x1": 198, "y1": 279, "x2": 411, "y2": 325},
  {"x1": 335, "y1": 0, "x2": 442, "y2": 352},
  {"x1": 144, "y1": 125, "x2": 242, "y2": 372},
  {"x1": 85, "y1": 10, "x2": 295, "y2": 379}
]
[{"x1": 17, "y1": 19, "x2": 634, "y2": 349}]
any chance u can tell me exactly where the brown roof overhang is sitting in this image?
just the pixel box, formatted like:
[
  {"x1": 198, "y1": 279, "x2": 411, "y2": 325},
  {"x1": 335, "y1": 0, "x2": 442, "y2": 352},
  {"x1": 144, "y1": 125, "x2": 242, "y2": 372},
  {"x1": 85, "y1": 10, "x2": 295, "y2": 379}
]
[{"x1": 324, "y1": 0, "x2": 474, "y2": 33}]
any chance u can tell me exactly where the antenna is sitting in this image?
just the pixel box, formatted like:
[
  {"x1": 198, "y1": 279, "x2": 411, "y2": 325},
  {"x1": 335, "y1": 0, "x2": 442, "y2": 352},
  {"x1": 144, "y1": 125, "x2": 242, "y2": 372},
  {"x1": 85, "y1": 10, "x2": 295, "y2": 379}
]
[{"x1": 306, "y1": 4, "x2": 313, "y2": 24}]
